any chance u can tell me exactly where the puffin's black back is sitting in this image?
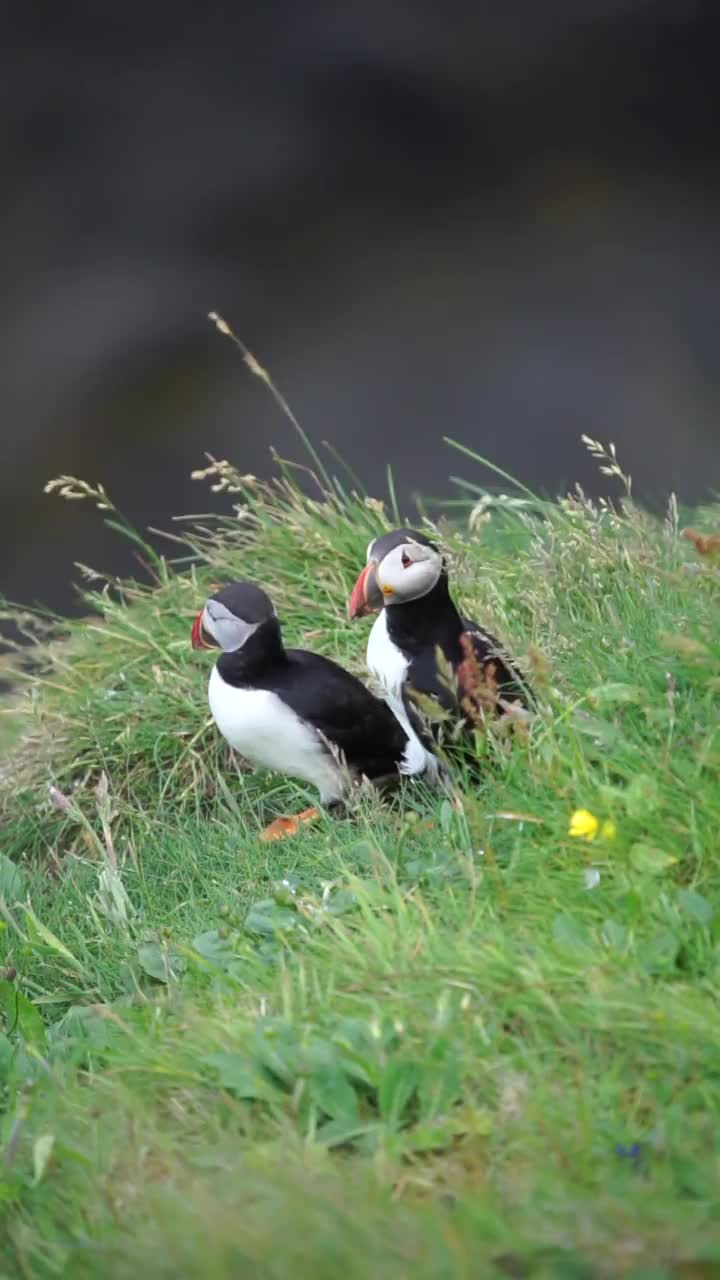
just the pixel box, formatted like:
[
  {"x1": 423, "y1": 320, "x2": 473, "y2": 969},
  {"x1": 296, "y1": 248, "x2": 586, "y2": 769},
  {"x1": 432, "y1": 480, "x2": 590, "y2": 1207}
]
[
  {"x1": 377, "y1": 560, "x2": 532, "y2": 715},
  {"x1": 217, "y1": 633, "x2": 414, "y2": 783},
  {"x1": 279, "y1": 649, "x2": 412, "y2": 780}
]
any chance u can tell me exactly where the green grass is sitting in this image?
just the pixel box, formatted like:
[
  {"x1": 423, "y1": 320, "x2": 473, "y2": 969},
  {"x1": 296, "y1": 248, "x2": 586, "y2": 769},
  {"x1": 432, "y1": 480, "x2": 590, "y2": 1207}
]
[{"x1": 2, "y1": 441, "x2": 720, "y2": 1279}]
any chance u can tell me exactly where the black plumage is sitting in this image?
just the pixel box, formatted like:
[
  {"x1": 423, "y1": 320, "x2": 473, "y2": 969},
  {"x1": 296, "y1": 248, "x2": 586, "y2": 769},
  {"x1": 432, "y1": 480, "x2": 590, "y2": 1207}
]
[
  {"x1": 352, "y1": 527, "x2": 532, "y2": 739},
  {"x1": 195, "y1": 581, "x2": 433, "y2": 804},
  {"x1": 216, "y1": 618, "x2": 413, "y2": 784},
  {"x1": 383, "y1": 569, "x2": 528, "y2": 716}
]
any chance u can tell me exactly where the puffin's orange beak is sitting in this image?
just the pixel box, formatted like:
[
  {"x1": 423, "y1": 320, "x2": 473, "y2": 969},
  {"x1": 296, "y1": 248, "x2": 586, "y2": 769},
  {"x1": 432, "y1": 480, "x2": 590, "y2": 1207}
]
[
  {"x1": 348, "y1": 560, "x2": 384, "y2": 619},
  {"x1": 191, "y1": 609, "x2": 216, "y2": 650}
]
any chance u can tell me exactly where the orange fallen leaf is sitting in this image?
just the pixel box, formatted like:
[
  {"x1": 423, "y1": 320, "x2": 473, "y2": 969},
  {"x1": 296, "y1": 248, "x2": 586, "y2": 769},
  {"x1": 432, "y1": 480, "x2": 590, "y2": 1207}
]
[{"x1": 260, "y1": 807, "x2": 320, "y2": 842}]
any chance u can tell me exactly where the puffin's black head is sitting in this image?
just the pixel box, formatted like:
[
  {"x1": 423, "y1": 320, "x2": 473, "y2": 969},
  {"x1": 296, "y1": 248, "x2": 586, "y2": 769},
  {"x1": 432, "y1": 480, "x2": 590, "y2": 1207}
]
[
  {"x1": 348, "y1": 528, "x2": 445, "y2": 619},
  {"x1": 191, "y1": 581, "x2": 277, "y2": 652}
]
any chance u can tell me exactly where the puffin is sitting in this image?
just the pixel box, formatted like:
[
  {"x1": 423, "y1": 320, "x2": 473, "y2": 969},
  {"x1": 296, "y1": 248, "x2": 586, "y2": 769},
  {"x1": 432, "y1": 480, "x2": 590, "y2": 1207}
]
[
  {"x1": 191, "y1": 580, "x2": 438, "y2": 839},
  {"x1": 347, "y1": 528, "x2": 531, "y2": 742}
]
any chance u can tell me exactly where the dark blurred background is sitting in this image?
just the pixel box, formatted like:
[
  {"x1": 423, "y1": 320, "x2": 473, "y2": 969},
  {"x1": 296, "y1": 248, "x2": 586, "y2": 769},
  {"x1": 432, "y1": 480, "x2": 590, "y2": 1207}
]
[{"x1": 2, "y1": 1, "x2": 719, "y2": 614}]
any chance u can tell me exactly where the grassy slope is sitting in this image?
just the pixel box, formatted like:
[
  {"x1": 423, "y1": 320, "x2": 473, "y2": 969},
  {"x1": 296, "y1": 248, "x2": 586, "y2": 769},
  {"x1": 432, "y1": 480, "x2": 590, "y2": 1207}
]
[{"x1": 1, "y1": 451, "x2": 720, "y2": 1279}]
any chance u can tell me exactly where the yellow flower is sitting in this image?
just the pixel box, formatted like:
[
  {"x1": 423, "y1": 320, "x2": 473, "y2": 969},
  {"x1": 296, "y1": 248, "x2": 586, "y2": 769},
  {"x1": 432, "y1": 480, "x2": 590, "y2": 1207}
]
[
  {"x1": 569, "y1": 810, "x2": 617, "y2": 842},
  {"x1": 569, "y1": 809, "x2": 599, "y2": 841}
]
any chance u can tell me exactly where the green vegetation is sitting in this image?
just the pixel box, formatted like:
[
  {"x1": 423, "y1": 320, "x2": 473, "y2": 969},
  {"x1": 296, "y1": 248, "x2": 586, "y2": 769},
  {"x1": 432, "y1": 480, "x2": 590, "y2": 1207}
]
[{"x1": 1, "y1": 434, "x2": 720, "y2": 1279}]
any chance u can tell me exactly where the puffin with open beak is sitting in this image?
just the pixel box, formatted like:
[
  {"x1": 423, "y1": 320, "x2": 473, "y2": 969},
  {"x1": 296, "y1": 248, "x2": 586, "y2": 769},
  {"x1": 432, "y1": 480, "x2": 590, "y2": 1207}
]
[
  {"x1": 192, "y1": 580, "x2": 438, "y2": 840},
  {"x1": 348, "y1": 528, "x2": 531, "y2": 741}
]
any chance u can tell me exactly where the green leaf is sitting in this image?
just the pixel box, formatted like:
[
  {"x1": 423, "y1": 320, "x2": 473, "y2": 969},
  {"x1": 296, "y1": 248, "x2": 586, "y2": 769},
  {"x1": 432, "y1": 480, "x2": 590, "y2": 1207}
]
[
  {"x1": 529, "y1": 1248, "x2": 596, "y2": 1280},
  {"x1": 8, "y1": 1047, "x2": 41, "y2": 1087},
  {"x1": 0, "y1": 981, "x2": 45, "y2": 1050},
  {"x1": 0, "y1": 854, "x2": 25, "y2": 901},
  {"x1": 552, "y1": 914, "x2": 590, "y2": 955},
  {"x1": 191, "y1": 930, "x2": 235, "y2": 968},
  {"x1": 619, "y1": 890, "x2": 645, "y2": 924},
  {"x1": 203, "y1": 1052, "x2": 269, "y2": 1100},
  {"x1": 253, "y1": 1020, "x2": 301, "y2": 1087},
  {"x1": 0, "y1": 1032, "x2": 12, "y2": 1079},
  {"x1": 301, "y1": 1038, "x2": 337, "y2": 1074},
  {"x1": 343, "y1": 840, "x2": 376, "y2": 866},
  {"x1": 572, "y1": 712, "x2": 619, "y2": 749},
  {"x1": 404, "y1": 848, "x2": 462, "y2": 885},
  {"x1": 136, "y1": 942, "x2": 186, "y2": 983},
  {"x1": 53, "y1": 1141, "x2": 93, "y2": 1170},
  {"x1": 316, "y1": 1117, "x2": 376, "y2": 1150},
  {"x1": 244, "y1": 899, "x2": 298, "y2": 938},
  {"x1": 32, "y1": 1134, "x2": 55, "y2": 1186},
  {"x1": 678, "y1": 888, "x2": 715, "y2": 926},
  {"x1": 637, "y1": 931, "x2": 680, "y2": 975},
  {"x1": 331, "y1": 1018, "x2": 377, "y2": 1087},
  {"x1": 625, "y1": 775, "x2": 661, "y2": 820},
  {"x1": 308, "y1": 1064, "x2": 359, "y2": 1123},
  {"x1": 406, "y1": 1119, "x2": 458, "y2": 1153},
  {"x1": 630, "y1": 844, "x2": 677, "y2": 875},
  {"x1": 23, "y1": 907, "x2": 84, "y2": 973},
  {"x1": 439, "y1": 800, "x2": 454, "y2": 836},
  {"x1": 601, "y1": 919, "x2": 629, "y2": 951},
  {"x1": 325, "y1": 889, "x2": 357, "y2": 917},
  {"x1": 378, "y1": 1060, "x2": 420, "y2": 1125},
  {"x1": 417, "y1": 1051, "x2": 461, "y2": 1120},
  {"x1": 58, "y1": 1005, "x2": 110, "y2": 1051}
]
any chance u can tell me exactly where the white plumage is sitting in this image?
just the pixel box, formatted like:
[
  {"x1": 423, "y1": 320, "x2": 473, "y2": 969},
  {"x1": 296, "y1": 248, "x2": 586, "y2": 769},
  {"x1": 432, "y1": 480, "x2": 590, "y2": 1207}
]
[
  {"x1": 366, "y1": 610, "x2": 438, "y2": 781},
  {"x1": 367, "y1": 607, "x2": 409, "y2": 698},
  {"x1": 208, "y1": 666, "x2": 347, "y2": 803}
]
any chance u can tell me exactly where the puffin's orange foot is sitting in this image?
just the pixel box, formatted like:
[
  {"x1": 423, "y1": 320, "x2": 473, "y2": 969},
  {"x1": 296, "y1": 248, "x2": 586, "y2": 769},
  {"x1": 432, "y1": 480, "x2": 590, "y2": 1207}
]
[{"x1": 260, "y1": 806, "x2": 320, "y2": 842}]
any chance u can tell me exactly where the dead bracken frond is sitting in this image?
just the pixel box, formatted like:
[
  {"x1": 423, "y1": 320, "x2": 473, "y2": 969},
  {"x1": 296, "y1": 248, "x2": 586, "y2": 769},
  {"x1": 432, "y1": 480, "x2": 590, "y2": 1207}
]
[
  {"x1": 456, "y1": 632, "x2": 500, "y2": 726},
  {"x1": 681, "y1": 527, "x2": 720, "y2": 560}
]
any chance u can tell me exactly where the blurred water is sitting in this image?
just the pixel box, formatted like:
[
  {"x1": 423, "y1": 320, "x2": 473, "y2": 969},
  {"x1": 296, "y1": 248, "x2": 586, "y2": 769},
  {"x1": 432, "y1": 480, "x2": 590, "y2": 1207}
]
[{"x1": 2, "y1": 2, "x2": 719, "y2": 612}]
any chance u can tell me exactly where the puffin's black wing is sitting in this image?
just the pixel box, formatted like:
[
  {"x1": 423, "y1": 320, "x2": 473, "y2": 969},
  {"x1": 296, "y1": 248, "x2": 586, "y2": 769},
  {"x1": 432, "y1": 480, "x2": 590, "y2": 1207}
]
[
  {"x1": 280, "y1": 649, "x2": 411, "y2": 780},
  {"x1": 460, "y1": 619, "x2": 533, "y2": 710}
]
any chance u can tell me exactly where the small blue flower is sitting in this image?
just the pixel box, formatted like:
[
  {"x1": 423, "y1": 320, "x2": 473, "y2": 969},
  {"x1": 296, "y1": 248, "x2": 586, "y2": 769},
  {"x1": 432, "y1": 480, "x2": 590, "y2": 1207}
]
[{"x1": 615, "y1": 1142, "x2": 645, "y2": 1167}]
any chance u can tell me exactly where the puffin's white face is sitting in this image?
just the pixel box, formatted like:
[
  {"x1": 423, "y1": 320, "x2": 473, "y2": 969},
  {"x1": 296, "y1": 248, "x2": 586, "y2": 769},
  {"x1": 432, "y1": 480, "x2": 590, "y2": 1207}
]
[
  {"x1": 200, "y1": 601, "x2": 260, "y2": 652},
  {"x1": 349, "y1": 531, "x2": 444, "y2": 618},
  {"x1": 374, "y1": 539, "x2": 443, "y2": 605}
]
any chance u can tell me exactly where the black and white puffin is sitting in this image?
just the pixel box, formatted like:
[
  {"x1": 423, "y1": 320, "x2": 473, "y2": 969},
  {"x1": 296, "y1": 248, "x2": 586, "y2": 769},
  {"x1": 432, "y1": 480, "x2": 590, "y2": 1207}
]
[
  {"x1": 191, "y1": 580, "x2": 438, "y2": 839},
  {"x1": 348, "y1": 528, "x2": 531, "y2": 740}
]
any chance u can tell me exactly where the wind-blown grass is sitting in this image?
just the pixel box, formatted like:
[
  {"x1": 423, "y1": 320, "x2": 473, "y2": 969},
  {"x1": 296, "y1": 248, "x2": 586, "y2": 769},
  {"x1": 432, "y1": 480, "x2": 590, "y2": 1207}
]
[{"x1": 1, "y1": 437, "x2": 720, "y2": 1279}]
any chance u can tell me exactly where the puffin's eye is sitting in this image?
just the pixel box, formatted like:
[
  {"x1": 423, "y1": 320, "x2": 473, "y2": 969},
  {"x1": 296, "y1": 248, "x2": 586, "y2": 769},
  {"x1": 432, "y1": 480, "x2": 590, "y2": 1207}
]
[{"x1": 401, "y1": 552, "x2": 413, "y2": 569}]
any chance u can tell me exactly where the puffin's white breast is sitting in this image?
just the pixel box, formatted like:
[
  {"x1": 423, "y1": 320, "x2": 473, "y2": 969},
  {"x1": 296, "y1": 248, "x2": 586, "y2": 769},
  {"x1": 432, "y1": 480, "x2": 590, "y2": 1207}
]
[
  {"x1": 208, "y1": 666, "x2": 345, "y2": 802},
  {"x1": 367, "y1": 609, "x2": 408, "y2": 696},
  {"x1": 366, "y1": 611, "x2": 437, "y2": 781}
]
